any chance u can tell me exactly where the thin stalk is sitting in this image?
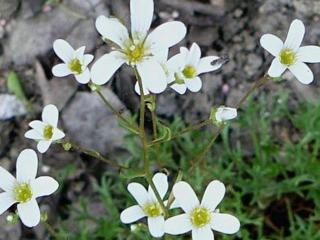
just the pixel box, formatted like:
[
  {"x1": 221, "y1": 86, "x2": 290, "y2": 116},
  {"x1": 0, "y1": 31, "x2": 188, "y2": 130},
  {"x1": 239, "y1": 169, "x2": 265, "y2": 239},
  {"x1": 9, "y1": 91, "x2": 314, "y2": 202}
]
[
  {"x1": 150, "y1": 96, "x2": 161, "y2": 167},
  {"x1": 60, "y1": 140, "x2": 127, "y2": 169},
  {"x1": 44, "y1": 222, "x2": 59, "y2": 239},
  {"x1": 134, "y1": 67, "x2": 168, "y2": 216},
  {"x1": 190, "y1": 75, "x2": 270, "y2": 171},
  {"x1": 149, "y1": 119, "x2": 212, "y2": 146},
  {"x1": 95, "y1": 89, "x2": 139, "y2": 133}
]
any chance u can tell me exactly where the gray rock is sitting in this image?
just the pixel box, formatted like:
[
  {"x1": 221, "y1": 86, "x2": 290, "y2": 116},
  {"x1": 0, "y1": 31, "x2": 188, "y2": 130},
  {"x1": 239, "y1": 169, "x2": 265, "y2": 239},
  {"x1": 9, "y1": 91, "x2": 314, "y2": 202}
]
[
  {"x1": 0, "y1": 94, "x2": 26, "y2": 120},
  {"x1": 0, "y1": 0, "x2": 19, "y2": 19},
  {"x1": 189, "y1": 26, "x2": 218, "y2": 47},
  {"x1": 62, "y1": 88, "x2": 128, "y2": 155},
  {"x1": 35, "y1": 61, "x2": 78, "y2": 111},
  {"x1": 0, "y1": 0, "x2": 107, "y2": 67}
]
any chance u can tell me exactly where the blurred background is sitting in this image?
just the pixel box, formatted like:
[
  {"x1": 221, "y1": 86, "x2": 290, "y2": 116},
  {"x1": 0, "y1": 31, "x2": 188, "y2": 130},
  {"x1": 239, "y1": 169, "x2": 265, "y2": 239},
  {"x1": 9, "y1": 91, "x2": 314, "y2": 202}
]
[{"x1": 0, "y1": 0, "x2": 320, "y2": 239}]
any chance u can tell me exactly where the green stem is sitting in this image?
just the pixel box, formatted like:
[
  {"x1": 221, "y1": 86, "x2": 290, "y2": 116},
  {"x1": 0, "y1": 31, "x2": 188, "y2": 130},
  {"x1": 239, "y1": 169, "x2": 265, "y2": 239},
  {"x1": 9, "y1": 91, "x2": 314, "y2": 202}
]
[
  {"x1": 133, "y1": 67, "x2": 168, "y2": 216},
  {"x1": 95, "y1": 89, "x2": 139, "y2": 133},
  {"x1": 44, "y1": 222, "x2": 59, "y2": 239},
  {"x1": 150, "y1": 96, "x2": 161, "y2": 167},
  {"x1": 190, "y1": 75, "x2": 270, "y2": 171},
  {"x1": 60, "y1": 140, "x2": 127, "y2": 169},
  {"x1": 149, "y1": 119, "x2": 212, "y2": 146}
]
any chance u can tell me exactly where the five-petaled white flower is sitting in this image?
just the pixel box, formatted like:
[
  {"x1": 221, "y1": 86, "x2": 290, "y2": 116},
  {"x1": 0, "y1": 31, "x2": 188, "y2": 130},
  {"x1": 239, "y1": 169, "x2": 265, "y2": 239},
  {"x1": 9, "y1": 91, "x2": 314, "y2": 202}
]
[
  {"x1": 25, "y1": 104, "x2": 65, "y2": 153},
  {"x1": 165, "y1": 180, "x2": 240, "y2": 240},
  {"x1": 168, "y1": 43, "x2": 223, "y2": 94},
  {"x1": 260, "y1": 19, "x2": 320, "y2": 84},
  {"x1": 52, "y1": 39, "x2": 94, "y2": 84},
  {"x1": 120, "y1": 173, "x2": 168, "y2": 238},
  {"x1": 215, "y1": 106, "x2": 238, "y2": 123},
  {"x1": 91, "y1": 0, "x2": 187, "y2": 94},
  {"x1": 0, "y1": 149, "x2": 59, "y2": 227}
]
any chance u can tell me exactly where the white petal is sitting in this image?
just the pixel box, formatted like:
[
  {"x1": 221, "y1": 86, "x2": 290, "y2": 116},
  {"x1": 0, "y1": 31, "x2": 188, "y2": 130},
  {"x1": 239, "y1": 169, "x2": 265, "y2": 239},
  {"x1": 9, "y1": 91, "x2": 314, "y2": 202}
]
[
  {"x1": 284, "y1": 19, "x2": 305, "y2": 51},
  {"x1": 298, "y1": 46, "x2": 320, "y2": 63},
  {"x1": 52, "y1": 128, "x2": 65, "y2": 141},
  {"x1": 215, "y1": 107, "x2": 237, "y2": 122},
  {"x1": 16, "y1": 149, "x2": 38, "y2": 182},
  {"x1": 201, "y1": 180, "x2": 225, "y2": 211},
  {"x1": 0, "y1": 167, "x2": 16, "y2": 192},
  {"x1": 267, "y1": 58, "x2": 286, "y2": 78},
  {"x1": 137, "y1": 58, "x2": 167, "y2": 94},
  {"x1": 147, "y1": 21, "x2": 187, "y2": 53},
  {"x1": 164, "y1": 214, "x2": 191, "y2": 235},
  {"x1": 83, "y1": 54, "x2": 94, "y2": 66},
  {"x1": 120, "y1": 205, "x2": 146, "y2": 223},
  {"x1": 170, "y1": 83, "x2": 187, "y2": 94},
  {"x1": 53, "y1": 39, "x2": 74, "y2": 63},
  {"x1": 37, "y1": 140, "x2": 52, "y2": 154},
  {"x1": 95, "y1": 16, "x2": 129, "y2": 48},
  {"x1": 52, "y1": 63, "x2": 72, "y2": 77},
  {"x1": 187, "y1": 43, "x2": 201, "y2": 66},
  {"x1": 75, "y1": 68, "x2": 91, "y2": 84},
  {"x1": 91, "y1": 51, "x2": 126, "y2": 85},
  {"x1": 198, "y1": 56, "x2": 221, "y2": 74},
  {"x1": 211, "y1": 213, "x2": 240, "y2": 234},
  {"x1": 0, "y1": 192, "x2": 16, "y2": 215},
  {"x1": 128, "y1": 183, "x2": 149, "y2": 206},
  {"x1": 30, "y1": 176, "x2": 59, "y2": 198},
  {"x1": 42, "y1": 104, "x2": 59, "y2": 127},
  {"x1": 153, "y1": 49, "x2": 169, "y2": 63},
  {"x1": 130, "y1": 0, "x2": 154, "y2": 39},
  {"x1": 134, "y1": 81, "x2": 150, "y2": 95},
  {"x1": 289, "y1": 61, "x2": 313, "y2": 84},
  {"x1": 192, "y1": 226, "x2": 214, "y2": 240},
  {"x1": 75, "y1": 46, "x2": 86, "y2": 58},
  {"x1": 29, "y1": 120, "x2": 45, "y2": 131},
  {"x1": 185, "y1": 77, "x2": 202, "y2": 92},
  {"x1": 167, "y1": 53, "x2": 185, "y2": 72},
  {"x1": 148, "y1": 173, "x2": 168, "y2": 201},
  {"x1": 24, "y1": 129, "x2": 43, "y2": 140},
  {"x1": 148, "y1": 216, "x2": 165, "y2": 238},
  {"x1": 17, "y1": 199, "x2": 40, "y2": 228},
  {"x1": 260, "y1": 34, "x2": 284, "y2": 56},
  {"x1": 173, "y1": 181, "x2": 199, "y2": 213}
]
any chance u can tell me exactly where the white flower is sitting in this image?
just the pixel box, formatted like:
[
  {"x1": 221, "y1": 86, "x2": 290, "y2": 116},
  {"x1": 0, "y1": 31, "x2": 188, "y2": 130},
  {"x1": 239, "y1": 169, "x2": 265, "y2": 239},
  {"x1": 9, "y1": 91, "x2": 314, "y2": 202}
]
[
  {"x1": 215, "y1": 106, "x2": 237, "y2": 123},
  {"x1": 0, "y1": 149, "x2": 59, "y2": 227},
  {"x1": 168, "y1": 43, "x2": 222, "y2": 94},
  {"x1": 120, "y1": 173, "x2": 168, "y2": 238},
  {"x1": 91, "y1": 0, "x2": 187, "y2": 94},
  {"x1": 52, "y1": 39, "x2": 94, "y2": 84},
  {"x1": 164, "y1": 181, "x2": 240, "y2": 240},
  {"x1": 260, "y1": 19, "x2": 320, "y2": 84},
  {"x1": 25, "y1": 104, "x2": 65, "y2": 153}
]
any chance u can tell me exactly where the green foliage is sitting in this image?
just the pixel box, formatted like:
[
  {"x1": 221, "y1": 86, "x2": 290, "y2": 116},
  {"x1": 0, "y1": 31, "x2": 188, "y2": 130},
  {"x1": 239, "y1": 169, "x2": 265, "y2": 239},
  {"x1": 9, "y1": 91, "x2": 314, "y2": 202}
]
[
  {"x1": 55, "y1": 90, "x2": 320, "y2": 239},
  {"x1": 7, "y1": 71, "x2": 27, "y2": 101}
]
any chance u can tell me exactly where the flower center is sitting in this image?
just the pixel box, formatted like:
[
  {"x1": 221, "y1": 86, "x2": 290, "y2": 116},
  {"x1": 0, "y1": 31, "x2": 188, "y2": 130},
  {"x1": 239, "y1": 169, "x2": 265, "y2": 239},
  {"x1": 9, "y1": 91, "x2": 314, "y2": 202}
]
[
  {"x1": 68, "y1": 59, "x2": 83, "y2": 74},
  {"x1": 143, "y1": 202, "x2": 162, "y2": 217},
  {"x1": 190, "y1": 207, "x2": 211, "y2": 228},
  {"x1": 14, "y1": 183, "x2": 33, "y2": 203},
  {"x1": 182, "y1": 65, "x2": 197, "y2": 79},
  {"x1": 43, "y1": 125, "x2": 54, "y2": 140},
  {"x1": 125, "y1": 43, "x2": 146, "y2": 64},
  {"x1": 279, "y1": 48, "x2": 296, "y2": 66}
]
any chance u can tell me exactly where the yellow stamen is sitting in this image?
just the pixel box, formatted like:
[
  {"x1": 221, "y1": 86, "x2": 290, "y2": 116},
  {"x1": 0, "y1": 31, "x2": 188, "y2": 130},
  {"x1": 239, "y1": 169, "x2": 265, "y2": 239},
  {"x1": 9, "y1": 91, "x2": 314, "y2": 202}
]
[
  {"x1": 143, "y1": 202, "x2": 162, "y2": 217},
  {"x1": 68, "y1": 59, "x2": 83, "y2": 74},
  {"x1": 279, "y1": 48, "x2": 296, "y2": 66},
  {"x1": 14, "y1": 183, "x2": 32, "y2": 203},
  {"x1": 190, "y1": 207, "x2": 211, "y2": 228},
  {"x1": 43, "y1": 125, "x2": 54, "y2": 140},
  {"x1": 182, "y1": 65, "x2": 197, "y2": 79}
]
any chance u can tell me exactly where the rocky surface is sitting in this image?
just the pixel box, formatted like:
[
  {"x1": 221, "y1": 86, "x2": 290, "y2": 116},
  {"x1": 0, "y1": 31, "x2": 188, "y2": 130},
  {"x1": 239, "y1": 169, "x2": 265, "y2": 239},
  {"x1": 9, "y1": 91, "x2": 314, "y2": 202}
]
[{"x1": 1, "y1": 0, "x2": 320, "y2": 238}]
